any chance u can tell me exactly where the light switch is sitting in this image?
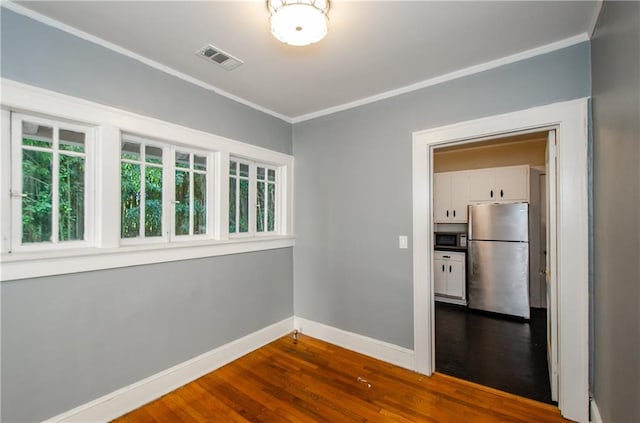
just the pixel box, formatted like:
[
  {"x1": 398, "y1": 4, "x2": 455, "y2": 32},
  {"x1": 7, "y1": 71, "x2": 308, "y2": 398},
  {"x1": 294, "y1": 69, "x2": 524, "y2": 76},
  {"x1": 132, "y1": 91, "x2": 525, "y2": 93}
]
[{"x1": 399, "y1": 235, "x2": 408, "y2": 249}]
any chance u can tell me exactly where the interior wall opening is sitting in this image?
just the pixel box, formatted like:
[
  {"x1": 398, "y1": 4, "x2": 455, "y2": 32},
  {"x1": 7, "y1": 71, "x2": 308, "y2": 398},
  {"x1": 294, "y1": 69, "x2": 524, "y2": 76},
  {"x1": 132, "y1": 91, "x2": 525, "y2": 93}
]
[{"x1": 431, "y1": 130, "x2": 557, "y2": 404}]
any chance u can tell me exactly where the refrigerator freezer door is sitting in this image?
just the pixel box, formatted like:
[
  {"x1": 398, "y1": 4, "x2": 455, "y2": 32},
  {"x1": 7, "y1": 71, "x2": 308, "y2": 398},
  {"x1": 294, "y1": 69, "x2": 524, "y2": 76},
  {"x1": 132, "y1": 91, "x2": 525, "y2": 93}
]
[
  {"x1": 468, "y1": 240, "x2": 530, "y2": 319},
  {"x1": 468, "y1": 203, "x2": 529, "y2": 242}
]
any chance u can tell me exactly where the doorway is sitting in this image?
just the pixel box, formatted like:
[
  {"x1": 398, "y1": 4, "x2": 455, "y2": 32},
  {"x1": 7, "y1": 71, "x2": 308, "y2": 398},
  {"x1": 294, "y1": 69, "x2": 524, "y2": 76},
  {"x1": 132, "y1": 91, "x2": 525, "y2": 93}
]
[
  {"x1": 411, "y1": 99, "x2": 589, "y2": 422},
  {"x1": 431, "y1": 132, "x2": 552, "y2": 403}
]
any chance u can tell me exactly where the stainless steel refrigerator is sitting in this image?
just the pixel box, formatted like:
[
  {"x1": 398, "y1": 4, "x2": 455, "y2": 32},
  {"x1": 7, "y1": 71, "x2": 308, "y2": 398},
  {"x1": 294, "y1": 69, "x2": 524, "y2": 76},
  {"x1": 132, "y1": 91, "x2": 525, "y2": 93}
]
[{"x1": 467, "y1": 202, "x2": 530, "y2": 319}]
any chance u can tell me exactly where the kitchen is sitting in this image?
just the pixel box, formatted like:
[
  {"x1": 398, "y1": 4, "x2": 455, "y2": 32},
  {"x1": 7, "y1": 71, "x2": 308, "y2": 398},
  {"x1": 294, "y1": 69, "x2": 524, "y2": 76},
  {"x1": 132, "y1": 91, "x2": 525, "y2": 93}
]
[{"x1": 431, "y1": 131, "x2": 553, "y2": 403}]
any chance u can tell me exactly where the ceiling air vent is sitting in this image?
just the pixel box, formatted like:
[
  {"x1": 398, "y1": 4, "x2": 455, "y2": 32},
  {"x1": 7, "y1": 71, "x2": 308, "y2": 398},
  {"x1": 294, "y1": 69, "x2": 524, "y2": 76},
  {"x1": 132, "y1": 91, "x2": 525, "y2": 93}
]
[{"x1": 197, "y1": 45, "x2": 243, "y2": 71}]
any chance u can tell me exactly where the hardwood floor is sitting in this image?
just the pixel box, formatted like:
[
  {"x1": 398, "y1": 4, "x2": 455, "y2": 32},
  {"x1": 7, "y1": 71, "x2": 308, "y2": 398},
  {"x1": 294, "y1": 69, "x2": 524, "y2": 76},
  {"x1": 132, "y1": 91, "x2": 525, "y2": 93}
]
[
  {"x1": 435, "y1": 302, "x2": 553, "y2": 404},
  {"x1": 115, "y1": 334, "x2": 569, "y2": 422}
]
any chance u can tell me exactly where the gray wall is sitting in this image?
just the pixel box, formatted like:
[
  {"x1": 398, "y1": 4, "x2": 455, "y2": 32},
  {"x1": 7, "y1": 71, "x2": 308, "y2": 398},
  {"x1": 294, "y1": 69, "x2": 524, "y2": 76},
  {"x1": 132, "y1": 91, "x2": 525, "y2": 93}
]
[
  {"x1": 591, "y1": 2, "x2": 640, "y2": 422},
  {"x1": 293, "y1": 42, "x2": 591, "y2": 349},
  {"x1": 2, "y1": 250, "x2": 293, "y2": 422},
  {"x1": 1, "y1": 9, "x2": 293, "y2": 422},
  {"x1": 0, "y1": 8, "x2": 292, "y2": 155}
]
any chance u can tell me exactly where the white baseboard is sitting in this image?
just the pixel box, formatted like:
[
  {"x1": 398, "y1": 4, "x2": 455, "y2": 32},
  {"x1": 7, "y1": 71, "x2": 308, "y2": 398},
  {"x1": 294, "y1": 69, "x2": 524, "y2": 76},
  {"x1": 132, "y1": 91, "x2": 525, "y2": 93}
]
[
  {"x1": 294, "y1": 317, "x2": 415, "y2": 371},
  {"x1": 590, "y1": 398, "x2": 604, "y2": 423},
  {"x1": 45, "y1": 317, "x2": 295, "y2": 423},
  {"x1": 44, "y1": 316, "x2": 417, "y2": 422}
]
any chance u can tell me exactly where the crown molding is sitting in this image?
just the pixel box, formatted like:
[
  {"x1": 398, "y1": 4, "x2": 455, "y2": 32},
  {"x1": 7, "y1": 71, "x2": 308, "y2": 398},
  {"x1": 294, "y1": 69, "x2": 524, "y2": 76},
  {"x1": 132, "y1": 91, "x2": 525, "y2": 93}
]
[
  {"x1": 1, "y1": 1, "x2": 293, "y2": 124},
  {"x1": 3, "y1": 1, "x2": 592, "y2": 126},
  {"x1": 291, "y1": 33, "x2": 589, "y2": 123}
]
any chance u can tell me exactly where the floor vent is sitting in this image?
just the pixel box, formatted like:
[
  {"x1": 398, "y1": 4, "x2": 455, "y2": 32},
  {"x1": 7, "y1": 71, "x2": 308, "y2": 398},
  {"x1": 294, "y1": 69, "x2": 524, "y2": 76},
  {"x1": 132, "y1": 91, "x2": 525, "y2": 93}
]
[{"x1": 196, "y1": 44, "x2": 243, "y2": 71}]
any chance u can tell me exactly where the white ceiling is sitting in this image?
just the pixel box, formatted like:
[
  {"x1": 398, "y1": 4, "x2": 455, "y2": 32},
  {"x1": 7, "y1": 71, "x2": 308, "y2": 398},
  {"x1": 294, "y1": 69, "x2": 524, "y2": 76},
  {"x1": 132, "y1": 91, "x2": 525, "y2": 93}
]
[{"x1": 11, "y1": 1, "x2": 600, "y2": 121}]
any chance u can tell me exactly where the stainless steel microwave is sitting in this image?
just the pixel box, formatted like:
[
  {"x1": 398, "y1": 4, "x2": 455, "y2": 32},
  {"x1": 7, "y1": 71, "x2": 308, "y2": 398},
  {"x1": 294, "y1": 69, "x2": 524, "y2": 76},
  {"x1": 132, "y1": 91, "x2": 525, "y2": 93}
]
[{"x1": 434, "y1": 232, "x2": 467, "y2": 248}]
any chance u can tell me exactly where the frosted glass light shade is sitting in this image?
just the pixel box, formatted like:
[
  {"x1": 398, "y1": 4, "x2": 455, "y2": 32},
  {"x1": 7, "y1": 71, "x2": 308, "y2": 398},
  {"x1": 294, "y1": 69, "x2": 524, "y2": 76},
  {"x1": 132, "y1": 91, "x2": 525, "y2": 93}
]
[{"x1": 268, "y1": 0, "x2": 329, "y2": 46}]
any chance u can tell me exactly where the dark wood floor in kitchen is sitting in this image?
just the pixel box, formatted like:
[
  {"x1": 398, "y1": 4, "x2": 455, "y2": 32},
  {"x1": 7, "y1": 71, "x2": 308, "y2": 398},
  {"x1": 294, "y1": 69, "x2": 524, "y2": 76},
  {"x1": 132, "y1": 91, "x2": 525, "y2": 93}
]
[{"x1": 435, "y1": 302, "x2": 553, "y2": 404}]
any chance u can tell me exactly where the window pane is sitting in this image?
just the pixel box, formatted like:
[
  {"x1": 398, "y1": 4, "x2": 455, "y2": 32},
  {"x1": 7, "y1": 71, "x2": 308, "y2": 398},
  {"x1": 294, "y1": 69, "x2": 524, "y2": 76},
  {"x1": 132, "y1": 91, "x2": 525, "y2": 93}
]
[
  {"x1": 175, "y1": 170, "x2": 190, "y2": 235},
  {"x1": 267, "y1": 183, "x2": 275, "y2": 231},
  {"x1": 22, "y1": 123, "x2": 52, "y2": 148},
  {"x1": 239, "y1": 178, "x2": 249, "y2": 233},
  {"x1": 239, "y1": 163, "x2": 249, "y2": 178},
  {"x1": 268, "y1": 169, "x2": 276, "y2": 182},
  {"x1": 22, "y1": 149, "x2": 52, "y2": 243},
  {"x1": 229, "y1": 177, "x2": 236, "y2": 233},
  {"x1": 257, "y1": 166, "x2": 265, "y2": 181},
  {"x1": 58, "y1": 155, "x2": 85, "y2": 241},
  {"x1": 145, "y1": 166, "x2": 163, "y2": 237},
  {"x1": 194, "y1": 155, "x2": 207, "y2": 171},
  {"x1": 194, "y1": 173, "x2": 207, "y2": 235},
  {"x1": 121, "y1": 163, "x2": 140, "y2": 238},
  {"x1": 176, "y1": 152, "x2": 190, "y2": 169},
  {"x1": 121, "y1": 141, "x2": 140, "y2": 161},
  {"x1": 256, "y1": 181, "x2": 265, "y2": 232},
  {"x1": 146, "y1": 146, "x2": 163, "y2": 164},
  {"x1": 59, "y1": 129, "x2": 85, "y2": 153},
  {"x1": 230, "y1": 161, "x2": 237, "y2": 176}
]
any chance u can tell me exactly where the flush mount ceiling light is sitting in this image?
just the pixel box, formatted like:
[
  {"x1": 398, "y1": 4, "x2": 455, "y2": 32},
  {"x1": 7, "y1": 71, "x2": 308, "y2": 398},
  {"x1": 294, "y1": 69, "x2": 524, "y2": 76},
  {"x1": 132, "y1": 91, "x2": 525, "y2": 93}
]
[{"x1": 267, "y1": 0, "x2": 330, "y2": 46}]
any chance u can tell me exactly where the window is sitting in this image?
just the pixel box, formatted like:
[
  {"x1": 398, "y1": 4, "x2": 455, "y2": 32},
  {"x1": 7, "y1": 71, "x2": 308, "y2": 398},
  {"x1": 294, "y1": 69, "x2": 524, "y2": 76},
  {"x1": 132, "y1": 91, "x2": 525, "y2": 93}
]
[
  {"x1": 10, "y1": 113, "x2": 92, "y2": 250},
  {"x1": 2, "y1": 81, "x2": 293, "y2": 280},
  {"x1": 120, "y1": 137, "x2": 166, "y2": 240},
  {"x1": 256, "y1": 165, "x2": 277, "y2": 233},
  {"x1": 229, "y1": 160, "x2": 250, "y2": 234},
  {"x1": 120, "y1": 135, "x2": 211, "y2": 242},
  {"x1": 174, "y1": 150, "x2": 209, "y2": 237},
  {"x1": 229, "y1": 159, "x2": 278, "y2": 236}
]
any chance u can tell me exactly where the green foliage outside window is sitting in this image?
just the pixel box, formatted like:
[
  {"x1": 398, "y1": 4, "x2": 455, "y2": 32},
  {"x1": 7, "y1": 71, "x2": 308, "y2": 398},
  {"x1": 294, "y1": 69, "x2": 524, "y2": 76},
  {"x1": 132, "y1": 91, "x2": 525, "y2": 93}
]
[{"x1": 21, "y1": 138, "x2": 85, "y2": 244}]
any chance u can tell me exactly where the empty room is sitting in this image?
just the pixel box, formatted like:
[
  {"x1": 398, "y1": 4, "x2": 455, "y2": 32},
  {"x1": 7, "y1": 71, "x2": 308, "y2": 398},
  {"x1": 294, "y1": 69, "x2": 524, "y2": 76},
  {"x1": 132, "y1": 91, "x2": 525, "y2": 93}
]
[{"x1": 1, "y1": 1, "x2": 638, "y2": 422}]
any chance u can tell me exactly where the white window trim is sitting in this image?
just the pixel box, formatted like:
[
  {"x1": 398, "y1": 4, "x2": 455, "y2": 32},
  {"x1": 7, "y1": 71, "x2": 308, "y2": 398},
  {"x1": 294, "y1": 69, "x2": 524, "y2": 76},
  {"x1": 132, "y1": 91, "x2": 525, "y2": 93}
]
[
  {"x1": 0, "y1": 78, "x2": 294, "y2": 281},
  {"x1": 119, "y1": 134, "x2": 170, "y2": 245},
  {"x1": 10, "y1": 112, "x2": 96, "y2": 252},
  {"x1": 255, "y1": 163, "x2": 280, "y2": 235},
  {"x1": 170, "y1": 146, "x2": 214, "y2": 240},
  {"x1": 228, "y1": 157, "x2": 253, "y2": 237}
]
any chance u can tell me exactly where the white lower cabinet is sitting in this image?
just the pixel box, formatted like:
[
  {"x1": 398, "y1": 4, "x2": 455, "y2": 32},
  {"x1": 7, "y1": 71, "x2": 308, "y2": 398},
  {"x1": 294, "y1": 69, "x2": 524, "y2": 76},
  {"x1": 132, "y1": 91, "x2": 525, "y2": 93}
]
[{"x1": 434, "y1": 251, "x2": 466, "y2": 305}]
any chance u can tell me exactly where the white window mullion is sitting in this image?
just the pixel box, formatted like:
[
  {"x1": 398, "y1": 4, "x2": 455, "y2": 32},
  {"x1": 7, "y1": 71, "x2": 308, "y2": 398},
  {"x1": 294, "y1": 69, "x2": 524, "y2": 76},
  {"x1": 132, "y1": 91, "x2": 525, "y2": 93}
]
[
  {"x1": 248, "y1": 162, "x2": 256, "y2": 235},
  {"x1": 167, "y1": 148, "x2": 172, "y2": 240},
  {"x1": 140, "y1": 145, "x2": 146, "y2": 239},
  {"x1": 215, "y1": 151, "x2": 229, "y2": 240},
  {"x1": 51, "y1": 128, "x2": 60, "y2": 243},
  {"x1": 235, "y1": 170, "x2": 240, "y2": 233},
  {"x1": 166, "y1": 146, "x2": 174, "y2": 241},
  {"x1": 96, "y1": 125, "x2": 120, "y2": 248},
  {"x1": 10, "y1": 113, "x2": 23, "y2": 251},
  {"x1": 1, "y1": 110, "x2": 12, "y2": 254},
  {"x1": 267, "y1": 180, "x2": 272, "y2": 233},
  {"x1": 189, "y1": 155, "x2": 194, "y2": 236}
]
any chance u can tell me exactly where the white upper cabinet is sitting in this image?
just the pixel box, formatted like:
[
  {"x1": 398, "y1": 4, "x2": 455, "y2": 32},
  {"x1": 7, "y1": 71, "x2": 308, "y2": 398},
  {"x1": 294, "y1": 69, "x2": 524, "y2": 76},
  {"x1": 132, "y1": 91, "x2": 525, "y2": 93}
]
[
  {"x1": 467, "y1": 165, "x2": 530, "y2": 203},
  {"x1": 434, "y1": 171, "x2": 469, "y2": 223},
  {"x1": 435, "y1": 165, "x2": 530, "y2": 223}
]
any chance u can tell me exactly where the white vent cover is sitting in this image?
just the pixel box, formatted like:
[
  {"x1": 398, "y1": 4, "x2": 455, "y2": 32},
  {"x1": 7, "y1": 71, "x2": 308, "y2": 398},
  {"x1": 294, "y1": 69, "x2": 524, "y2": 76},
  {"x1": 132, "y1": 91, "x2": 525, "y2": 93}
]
[{"x1": 196, "y1": 44, "x2": 243, "y2": 71}]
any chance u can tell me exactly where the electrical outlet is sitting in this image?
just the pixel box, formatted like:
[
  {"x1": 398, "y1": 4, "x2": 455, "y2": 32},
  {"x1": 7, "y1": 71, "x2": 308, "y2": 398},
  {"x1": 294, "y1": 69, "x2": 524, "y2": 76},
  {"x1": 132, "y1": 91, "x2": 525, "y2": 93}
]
[{"x1": 399, "y1": 235, "x2": 408, "y2": 249}]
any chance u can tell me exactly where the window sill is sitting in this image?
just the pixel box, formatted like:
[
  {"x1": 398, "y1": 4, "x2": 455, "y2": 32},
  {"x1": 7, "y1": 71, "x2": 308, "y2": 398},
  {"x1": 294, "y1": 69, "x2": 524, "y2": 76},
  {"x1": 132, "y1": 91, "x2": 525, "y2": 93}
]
[{"x1": 1, "y1": 236, "x2": 296, "y2": 281}]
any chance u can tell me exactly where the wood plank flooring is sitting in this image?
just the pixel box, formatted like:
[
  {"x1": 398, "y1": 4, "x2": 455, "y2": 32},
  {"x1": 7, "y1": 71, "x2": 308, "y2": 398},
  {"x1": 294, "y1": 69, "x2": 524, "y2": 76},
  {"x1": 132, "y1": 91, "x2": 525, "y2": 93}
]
[
  {"x1": 435, "y1": 302, "x2": 553, "y2": 403},
  {"x1": 114, "y1": 334, "x2": 570, "y2": 422}
]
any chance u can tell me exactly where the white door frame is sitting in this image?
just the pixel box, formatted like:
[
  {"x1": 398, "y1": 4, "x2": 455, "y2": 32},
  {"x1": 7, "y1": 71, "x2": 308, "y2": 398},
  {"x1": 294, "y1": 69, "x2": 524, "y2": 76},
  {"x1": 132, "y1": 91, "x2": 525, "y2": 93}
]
[{"x1": 411, "y1": 98, "x2": 589, "y2": 422}]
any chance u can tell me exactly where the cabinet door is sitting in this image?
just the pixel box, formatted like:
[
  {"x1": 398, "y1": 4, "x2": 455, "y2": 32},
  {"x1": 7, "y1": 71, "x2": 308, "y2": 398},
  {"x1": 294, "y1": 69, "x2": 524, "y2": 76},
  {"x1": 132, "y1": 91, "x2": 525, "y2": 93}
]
[
  {"x1": 433, "y1": 173, "x2": 451, "y2": 222},
  {"x1": 467, "y1": 169, "x2": 495, "y2": 202},
  {"x1": 434, "y1": 258, "x2": 448, "y2": 295},
  {"x1": 495, "y1": 166, "x2": 529, "y2": 201},
  {"x1": 450, "y1": 172, "x2": 469, "y2": 222},
  {"x1": 447, "y1": 260, "x2": 465, "y2": 298}
]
